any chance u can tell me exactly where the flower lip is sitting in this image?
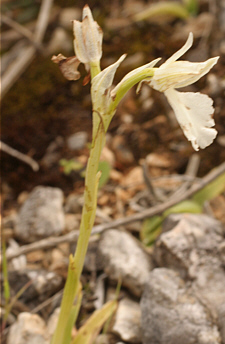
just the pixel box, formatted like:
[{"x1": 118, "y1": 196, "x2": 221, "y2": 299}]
[{"x1": 164, "y1": 89, "x2": 217, "y2": 150}]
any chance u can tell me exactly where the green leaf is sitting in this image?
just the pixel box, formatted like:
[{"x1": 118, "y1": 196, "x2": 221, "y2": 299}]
[
  {"x1": 140, "y1": 200, "x2": 202, "y2": 246},
  {"x1": 140, "y1": 216, "x2": 163, "y2": 246},
  {"x1": 133, "y1": 1, "x2": 189, "y2": 22},
  {"x1": 2, "y1": 239, "x2": 10, "y2": 303},
  {"x1": 98, "y1": 161, "x2": 111, "y2": 188},
  {"x1": 59, "y1": 159, "x2": 84, "y2": 175},
  {"x1": 61, "y1": 286, "x2": 82, "y2": 344},
  {"x1": 193, "y1": 172, "x2": 225, "y2": 206},
  {"x1": 71, "y1": 300, "x2": 117, "y2": 344},
  {"x1": 182, "y1": 0, "x2": 199, "y2": 15},
  {"x1": 164, "y1": 199, "x2": 202, "y2": 217}
]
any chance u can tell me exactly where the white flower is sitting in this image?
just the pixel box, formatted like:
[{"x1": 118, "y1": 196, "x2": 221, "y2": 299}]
[
  {"x1": 91, "y1": 56, "x2": 160, "y2": 132},
  {"x1": 73, "y1": 5, "x2": 103, "y2": 64},
  {"x1": 141, "y1": 32, "x2": 219, "y2": 150}
]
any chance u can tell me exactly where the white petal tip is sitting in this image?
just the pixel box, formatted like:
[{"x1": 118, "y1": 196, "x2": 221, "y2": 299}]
[
  {"x1": 119, "y1": 54, "x2": 127, "y2": 62},
  {"x1": 188, "y1": 32, "x2": 193, "y2": 43},
  {"x1": 82, "y1": 5, "x2": 92, "y2": 20},
  {"x1": 192, "y1": 128, "x2": 218, "y2": 151}
]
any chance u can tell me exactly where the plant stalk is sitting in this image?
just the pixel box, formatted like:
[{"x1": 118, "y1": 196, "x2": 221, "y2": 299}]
[{"x1": 51, "y1": 75, "x2": 105, "y2": 344}]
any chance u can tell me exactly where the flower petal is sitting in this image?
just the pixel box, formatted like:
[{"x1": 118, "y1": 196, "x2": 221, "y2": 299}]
[
  {"x1": 82, "y1": 4, "x2": 93, "y2": 20},
  {"x1": 150, "y1": 56, "x2": 219, "y2": 92},
  {"x1": 82, "y1": 7, "x2": 103, "y2": 62},
  {"x1": 164, "y1": 89, "x2": 217, "y2": 150},
  {"x1": 173, "y1": 56, "x2": 219, "y2": 89},
  {"x1": 73, "y1": 5, "x2": 103, "y2": 64},
  {"x1": 73, "y1": 20, "x2": 88, "y2": 63},
  {"x1": 51, "y1": 54, "x2": 81, "y2": 80},
  {"x1": 162, "y1": 32, "x2": 193, "y2": 66}
]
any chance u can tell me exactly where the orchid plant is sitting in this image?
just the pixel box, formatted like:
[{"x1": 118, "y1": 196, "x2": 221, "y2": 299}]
[{"x1": 51, "y1": 5, "x2": 218, "y2": 344}]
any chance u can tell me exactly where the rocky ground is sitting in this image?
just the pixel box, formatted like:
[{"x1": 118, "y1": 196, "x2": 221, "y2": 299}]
[{"x1": 1, "y1": 0, "x2": 225, "y2": 343}]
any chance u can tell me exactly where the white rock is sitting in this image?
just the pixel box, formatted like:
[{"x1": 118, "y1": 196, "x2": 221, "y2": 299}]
[
  {"x1": 94, "y1": 334, "x2": 111, "y2": 344},
  {"x1": 64, "y1": 193, "x2": 83, "y2": 214},
  {"x1": 8, "y1": 269, "x2": 63, "y2": 303},
  {"x1": 112, "y1": 298, "x2": 142, "y2": 343},
  {"x1": 155, "y1": 214, "x2": 224, "y2": 279},
  {"x1": 7, "y1": 312, "x2": 49, "y2": 344},
  {"x1": 141, "y1": 268, "x2": 221, "y2": 344},
  {"x1": 154, "y1": 214, "x2": 225, "y2": 342},
  {"x1": 97, "y1": 229, "x2": 153, "y2": 296},
  {"x1": 15, "y1": 186, "x2": 65, "y2": 243},
  {"x1": 64, "y1": 213, "x2": 79, "y2": 231},
  {"x1": 6, "y1": 239, "x2": 26, "y2": 270},
  {"x1": 47, "y1": 307, "x2": 60, "y2": 339},
  {"x1": 26, "y1": 270, "x2": 63, "y2": 301},
  {"x1": 67, "y1": 131, "x2": 88, "y2": 150}
]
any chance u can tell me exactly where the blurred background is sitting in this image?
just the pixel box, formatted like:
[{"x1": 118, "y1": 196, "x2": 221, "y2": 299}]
[{"x1": 1, "y1": 0, "x2": 225, "y2": 210}]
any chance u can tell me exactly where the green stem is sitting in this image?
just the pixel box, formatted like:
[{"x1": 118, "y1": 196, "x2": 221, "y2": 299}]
[
  {"x1": 50, "y1": 255, "x2": 78, "y2": 344},
  {"x1": 51, "y1": 127, "x2": 105, "y2": 343},
  {"x1": 51, "y1": 57, "x2": 103, "y2": 343},
  {"x1": 107, "y1": 68, "x2": 155, "y2": 128},
  {"x1": 73, "y1": 120, "x2": 105, "y2": 269},
  {"x1": 90, "y1": 60, "x2": 101, "y2": 79}
]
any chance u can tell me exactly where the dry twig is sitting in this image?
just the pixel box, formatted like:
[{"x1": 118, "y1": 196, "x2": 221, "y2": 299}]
[
  {"x1": 1, "y1": 14, "x2": 40, "y2": 48},
  {"x1": 0, "y1": 141, "x2": 39, "y2": 171},
  {"x1": 169, "y1": 153, "x2": 200, "y2": 199},
  {"x1": 5, "y1": 162, "x2": 225, "y2": 261},
  {"x1": 1, "y1": 0, "x2": 53, "y2": 99}
]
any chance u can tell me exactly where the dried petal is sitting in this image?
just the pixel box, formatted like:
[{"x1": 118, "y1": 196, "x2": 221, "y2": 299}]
[{"x1": 52, "y1": 54, "x2": 81, "y2": 81}]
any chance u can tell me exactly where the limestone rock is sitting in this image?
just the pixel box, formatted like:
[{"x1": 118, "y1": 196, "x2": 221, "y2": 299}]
[
  {"x1": 154, "y1": 214, "x2": 225, "y2": 341},
  {"x1": 64, "y1": 193, "x2": 82, "y2": 214},
  {"x1": 67, "y1": 131, "x2": 88, "y2": 150},
  {"x1": 112, "y1": 298, "x2": 142, "y2": 343},
  {"x1": 140, "y1": 268, "x2": 221, "y2": 344},
  {"x1": 8, "y1": 269, "x2": 63, "y2": 303},
  {"x1": 97, "y1": 229, "x2": 153, "y2": 297},
  {"x1": 47, "y1": 307, "x2": 60, "y2": 339},
  {"x1": 154, "y1": 213, "x2": 224, "y2": 280},
  {"x1": 6, "y1": 239, "x2": 26, "y2": 270},
  {"x1": 7, "y1": 312, "x2": 49, "y2": 344},
  {"x1": 15, "y1": 186, "x2": 65, "y2": 243}
]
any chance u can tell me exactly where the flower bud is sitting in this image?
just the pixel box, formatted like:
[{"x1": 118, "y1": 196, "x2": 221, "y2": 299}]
[{"x1": 73, "y1": 5, "x2": 103, "y2": 64}]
